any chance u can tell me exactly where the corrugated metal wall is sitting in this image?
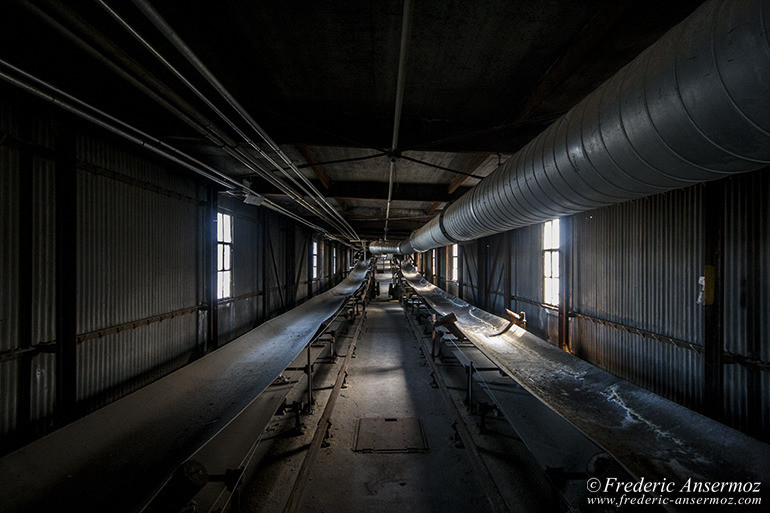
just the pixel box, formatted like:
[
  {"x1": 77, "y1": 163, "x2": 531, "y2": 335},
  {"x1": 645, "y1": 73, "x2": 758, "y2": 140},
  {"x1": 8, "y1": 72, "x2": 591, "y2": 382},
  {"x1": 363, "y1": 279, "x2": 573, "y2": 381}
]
[
  {"x1": 722, "y1": 172, "x2": 769, "y2": 437},
  {"x1": 76, "y1": 136, "x2": 200, "y2": 411},
  {"x1": 0, "y1": 102, "x2": 20, "y2": 439},
  {"x1": 265, "y1": 215, "x2": 287, "y2": 314},
  {"x1": 572, "y1": 187, "x2": 704, "y2": 410},
  {"x1": 0, "y1": 96, "x2": 342, "y2": 452},
  {"x1": 461, "y1": 243, "x2": 478, "y2": 303},
  {"x1": 30, "y1": 153, "x2": 56, "y2": 430},
  {"x1": 432, "y1": 171, "x2": 768, "y2": 440}
]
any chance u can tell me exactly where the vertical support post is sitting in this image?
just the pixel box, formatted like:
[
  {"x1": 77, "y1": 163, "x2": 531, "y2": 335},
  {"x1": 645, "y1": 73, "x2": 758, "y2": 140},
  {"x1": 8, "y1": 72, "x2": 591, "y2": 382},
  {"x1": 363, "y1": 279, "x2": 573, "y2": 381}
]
[
  {"x1": 745, "y1": 190, "x2": 761, "y2": 437},
  {"x1": 466, "y1": 362, "x2": 474, "y2": 409},
  {"x1": 55, "y1": 126, "x2": 77, "y2": 424},
  {"x1": 457, "y1": 246, "x2": 464, "y2": 300},
  {"x1": 285, "y1": 220, "x2": 296, "y2": 310},
  {"x1": 559, "y1": 216, "x2": 572, "y2": 351},
  {"x1": 504, "y1": 231, "x2": 512, "y2": 312},
  {"x1": 261, "y1": 209, "x2": 269, "y2": 320},
  {"x1": 477, "y1": 239, "x2": 488, "y2": 310},
  {"x1": 17, "y1": 118, "x2": 33, "y2": 435},
  {"x1": 703, "y1": 182, "x2": 724, "y2": 420},
  {"x1": 326, "y1": 241, "x2": 332, "y2": 290},
  {"x1": 307, "y1": 232, "x2": 313, "y2": 301},
  {"x1": 306, "y1": 343, "x2": 313, "y2": 409},
  {"x1": 206, "y1": 186, "x2": 218, "y2": 352},
  {"x1": 558, "y1": 216, "x2": 571, "y2": 352}
]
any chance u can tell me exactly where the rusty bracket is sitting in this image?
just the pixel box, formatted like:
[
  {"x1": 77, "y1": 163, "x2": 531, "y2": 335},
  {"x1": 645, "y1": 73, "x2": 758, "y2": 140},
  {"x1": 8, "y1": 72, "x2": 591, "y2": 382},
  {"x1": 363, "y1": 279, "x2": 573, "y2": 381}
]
[
  {"x1": 486, "y1": 309, "x2": 526, "y2": 337},
  {"x1": 434, "y1": 312, "x2": 467, "y2": 341}
]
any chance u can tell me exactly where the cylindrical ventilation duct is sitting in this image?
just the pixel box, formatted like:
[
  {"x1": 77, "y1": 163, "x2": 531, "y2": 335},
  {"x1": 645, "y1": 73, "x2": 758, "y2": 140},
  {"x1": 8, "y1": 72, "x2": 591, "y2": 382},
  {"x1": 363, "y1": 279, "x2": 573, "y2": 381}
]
[
  {"x1": 402, "y1": 0, "x2": 770, "y2": 253},
  {"x1": 368, "y1": 240, "x2": 405, "y2": 255}
]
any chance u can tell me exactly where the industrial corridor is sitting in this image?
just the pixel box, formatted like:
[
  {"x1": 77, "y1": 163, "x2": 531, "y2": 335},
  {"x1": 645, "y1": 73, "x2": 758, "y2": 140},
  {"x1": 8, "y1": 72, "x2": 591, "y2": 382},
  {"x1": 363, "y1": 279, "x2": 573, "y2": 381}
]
[
  {"x1": 241, "y1": 272, "x2": 553, "y2": 513},
  {"x1": 1, "y1": 1, "x2": 769, "y2": 512}
]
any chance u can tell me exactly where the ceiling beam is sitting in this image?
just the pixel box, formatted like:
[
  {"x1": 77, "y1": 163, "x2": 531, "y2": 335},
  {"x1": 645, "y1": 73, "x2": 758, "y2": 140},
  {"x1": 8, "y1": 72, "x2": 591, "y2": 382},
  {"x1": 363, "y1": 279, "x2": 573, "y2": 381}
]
[
  {"x1": 427, "y1": 201, "x2": 443, "y2": 215},
  {"x1": 447, "y1": 152, "x2": 488, "y2": 194},
  {"x1": 296, "y1": 144, "x2": 332, "y2": 189},
  {"x1": 333, "y1": 197, "x2": 347, "y2": 212},
  {"x1": 438, "y1": 2, "x2": 634, "y2": 198},
  {"x1": 504, "y1": 1, "x2": 635, "y2": 128}
]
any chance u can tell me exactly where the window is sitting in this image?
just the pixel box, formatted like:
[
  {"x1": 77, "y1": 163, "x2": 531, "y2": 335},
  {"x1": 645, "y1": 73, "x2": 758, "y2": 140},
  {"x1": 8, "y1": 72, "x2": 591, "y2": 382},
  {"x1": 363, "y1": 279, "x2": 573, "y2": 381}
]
[
  {"x1": 217, "y1": 212, "x2": 232, "y2": 299},
  {"x1": 451, "y1": 244, "x2": 459, "y2": 281},
  {"x1": 332, "y1": 247, "x2": 337, "y2": 274},
  {"x1": 543, "y1": 219, "x2": 560, "y2": 306},
  {"x1": 432, "y1": 249, "x2": 437, "y2": 276},
  {"x1": 312, "y1": 241, "x2": 319, "y2": 279}
]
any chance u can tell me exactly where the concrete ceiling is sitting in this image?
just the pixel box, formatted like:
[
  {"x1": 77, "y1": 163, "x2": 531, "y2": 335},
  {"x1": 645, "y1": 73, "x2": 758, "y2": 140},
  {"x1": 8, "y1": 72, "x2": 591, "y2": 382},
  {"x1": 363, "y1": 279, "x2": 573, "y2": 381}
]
[{"x1": 0, "y1": 0, "x2": 705, "y2": 240}]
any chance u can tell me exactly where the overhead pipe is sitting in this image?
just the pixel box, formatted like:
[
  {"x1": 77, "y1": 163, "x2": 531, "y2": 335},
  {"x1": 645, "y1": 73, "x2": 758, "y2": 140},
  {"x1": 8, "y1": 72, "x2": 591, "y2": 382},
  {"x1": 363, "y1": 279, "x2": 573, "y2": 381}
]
[
  {"x1": 0, "y1": 59, "x2": 332, "y2": 235},
  {"x1": 94, "y1": 0, "x2": 357, "y2": 241},
  {"x1": 368, "y1": 240, "x2": 404, "y2": 256},
  {"x1": 37, "y1": 0, "x2": 350, "y2": 238},
  {"x1": 126, "y1": 0, "x2": 360, "y2": 242},
  {"x1": 384, "y1": 0, "x2": 413, "y2": 239},
  {"x1": 393, "y1": 0, "x2": 770, "y2": 254}
]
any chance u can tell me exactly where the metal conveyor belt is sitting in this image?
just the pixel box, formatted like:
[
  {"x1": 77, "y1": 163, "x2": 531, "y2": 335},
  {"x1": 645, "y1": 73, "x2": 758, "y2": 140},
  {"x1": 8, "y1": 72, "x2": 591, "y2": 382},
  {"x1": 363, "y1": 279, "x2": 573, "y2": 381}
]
[
  {"x1": 399, "y1": 262, "x2": 770, "y2": 497},
  {"x1": 0, "y1": 260, "x2": 371, "y2": 513}
]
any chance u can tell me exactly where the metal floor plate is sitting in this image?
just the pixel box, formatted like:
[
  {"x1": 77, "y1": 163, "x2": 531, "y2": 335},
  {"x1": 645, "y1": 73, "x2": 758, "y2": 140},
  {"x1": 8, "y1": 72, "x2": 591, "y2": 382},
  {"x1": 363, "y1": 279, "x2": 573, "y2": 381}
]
[{"x1": 353, "y1": 418, "x2": 428, "y2": 453}]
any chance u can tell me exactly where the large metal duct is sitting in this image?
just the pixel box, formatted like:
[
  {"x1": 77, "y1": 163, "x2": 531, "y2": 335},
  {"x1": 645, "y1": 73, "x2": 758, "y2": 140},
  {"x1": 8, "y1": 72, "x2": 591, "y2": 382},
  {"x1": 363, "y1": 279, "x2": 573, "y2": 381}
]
[
  {"x1": 368, "y1": 240, "x2": 404, "y2": 255},
  {"x1": 400, "y1": 0, "x2": 770, "y2": 254}
]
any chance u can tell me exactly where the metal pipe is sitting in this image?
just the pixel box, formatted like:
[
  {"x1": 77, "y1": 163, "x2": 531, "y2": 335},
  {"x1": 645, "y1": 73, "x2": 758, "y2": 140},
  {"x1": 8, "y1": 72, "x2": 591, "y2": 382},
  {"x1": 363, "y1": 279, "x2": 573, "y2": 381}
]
[
  {"x1": 0, "y1": 59, "x2": 329, "y2": 234},
  {"x1": 22, "y1": 1, "x2": 219, "y2": 146},
  {"x1": 95, "y1": 0, "x2": 356, "y2": 239},
  {"x1": 394, "y1": 0, "x2": 770, "y2": 253},
  {"x1": 126, "y1": 0, "x2": 359, "y2": 241},
  {"x1": 34, "y1": 0, "x2": 348, "y2": 236},
  {"x1": 368, "y1": 239, "x2": 403, "y2": 255},
  {"x1": 384, "y1": 0, "x2": 413, "y2": 238}
]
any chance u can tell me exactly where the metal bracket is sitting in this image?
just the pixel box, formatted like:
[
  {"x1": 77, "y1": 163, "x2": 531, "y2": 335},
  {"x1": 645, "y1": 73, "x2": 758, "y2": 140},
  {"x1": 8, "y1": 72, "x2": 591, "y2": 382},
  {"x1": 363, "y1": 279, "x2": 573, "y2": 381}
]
[
  {"x1": 486, "y1": 309, "x2": 526, "y2": 337},
  {"x1": 434, "y1": 312, "x2": 467, "y2": 341}
]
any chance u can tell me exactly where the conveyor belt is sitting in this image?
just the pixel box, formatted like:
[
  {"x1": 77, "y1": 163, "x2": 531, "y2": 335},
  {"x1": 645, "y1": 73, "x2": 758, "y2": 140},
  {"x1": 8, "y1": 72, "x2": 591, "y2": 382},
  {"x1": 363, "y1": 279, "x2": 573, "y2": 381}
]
[
  {"x1": 0, "y1": 260, "x2": 370, "y2": 513},
  {"x1": 400, "y1": 262, "x2": 770, "y2": 496}
]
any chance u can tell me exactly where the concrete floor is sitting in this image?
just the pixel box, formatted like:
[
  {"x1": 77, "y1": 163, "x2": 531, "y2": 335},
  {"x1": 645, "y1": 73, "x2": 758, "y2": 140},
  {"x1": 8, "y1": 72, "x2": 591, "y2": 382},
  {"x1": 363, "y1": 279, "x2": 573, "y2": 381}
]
[{"x1": 241, "y1": 273, "x2": 557, "y2": 513}]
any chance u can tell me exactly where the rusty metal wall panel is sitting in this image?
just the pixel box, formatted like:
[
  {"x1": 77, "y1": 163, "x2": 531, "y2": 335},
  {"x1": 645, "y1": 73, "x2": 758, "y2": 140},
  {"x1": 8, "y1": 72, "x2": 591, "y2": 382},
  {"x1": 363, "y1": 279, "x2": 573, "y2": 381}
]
[
  {"x1": 265, "y1": 212, "x2": 287, "y2": 314},
  {"x1": 461, "y1": 242, "x2": 478, "y2": 303},
  {"x1": 75, "y1": 135, "x2": 199, "y2": 406},
  {"x1": 722, "y1": 172, "x2": 769, "y2": 436},
  {"x1": 572, "y1": 187, "x2": 704, "y2": 410},
  {"x1": 484, "y1": 235, "x2": 506, "y2": 316},
  {"x1": 232, "y1": 214, "x2": 259, "y2": 299},
  {"x1": 509, "y1": 223, "x2": 556, "y2": 343}
]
